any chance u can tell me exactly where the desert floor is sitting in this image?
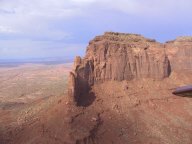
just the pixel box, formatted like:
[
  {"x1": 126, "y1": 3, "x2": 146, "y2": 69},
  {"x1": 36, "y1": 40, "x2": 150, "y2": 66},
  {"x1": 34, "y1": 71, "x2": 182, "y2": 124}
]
[{"x1": 0, "y1": 63, "x2": 72, "y2": 142}]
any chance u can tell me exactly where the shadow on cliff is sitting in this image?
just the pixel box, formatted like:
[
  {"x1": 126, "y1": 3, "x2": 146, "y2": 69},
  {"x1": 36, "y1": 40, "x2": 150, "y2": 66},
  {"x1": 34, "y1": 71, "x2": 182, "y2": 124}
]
[
  {"x1": 77, "y1": 91, "x2": 96, "y2": 107},
  {"x1": 168, "y1": 60, "x2": 172, "y2": 76}
]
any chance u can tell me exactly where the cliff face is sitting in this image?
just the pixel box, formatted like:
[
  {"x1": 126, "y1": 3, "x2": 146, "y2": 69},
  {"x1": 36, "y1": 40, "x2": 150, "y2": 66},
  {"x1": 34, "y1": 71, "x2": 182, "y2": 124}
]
[
  {"x1": 68, "y1": 32, "x2": 192, "y2": 104},
  {"x1": 68, "y1": 32, "x2": 171, "y2": 103},
  {"x1": 67, "y1": 33, "x2": 192, "y2": 143},
  {"x1": 165, "y1": 37, "x2": 192, "y2": 72}
]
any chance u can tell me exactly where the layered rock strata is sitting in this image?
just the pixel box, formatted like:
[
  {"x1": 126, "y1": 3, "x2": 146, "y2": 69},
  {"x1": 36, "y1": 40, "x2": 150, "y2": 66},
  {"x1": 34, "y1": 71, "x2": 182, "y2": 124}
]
[
  {"x1": 165, "y1": 37, "x2": 192, "y2": 72},
  {"x1": 68, "y1": 32, "x2": 172, "y2": 104},
  {"x1": 68, "y1": 32, "x2": 192, "y2": 104}
]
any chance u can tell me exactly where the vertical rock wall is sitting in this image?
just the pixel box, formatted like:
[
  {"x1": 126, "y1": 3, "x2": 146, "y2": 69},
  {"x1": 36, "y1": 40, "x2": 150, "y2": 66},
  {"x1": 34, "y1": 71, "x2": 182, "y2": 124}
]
[
  {"x1": 165, "y1": 37, "x2": 192, "y2": 72},
  {"x1": 68, "y1": 32, "x2": 173, "y2": 104}
]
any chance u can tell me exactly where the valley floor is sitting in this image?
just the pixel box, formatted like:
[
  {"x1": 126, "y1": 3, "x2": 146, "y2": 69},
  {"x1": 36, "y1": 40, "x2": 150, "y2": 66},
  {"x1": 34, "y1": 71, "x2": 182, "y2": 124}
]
[
  {"x1": 1, "y1": 68, "x2": 192, "y2": 144},
  {"x1": 2, "y1": 71, "x2": 192, "y2": 144},
  {"x1": 0, "y1": 63, "x2": 72, "y2": 143}
]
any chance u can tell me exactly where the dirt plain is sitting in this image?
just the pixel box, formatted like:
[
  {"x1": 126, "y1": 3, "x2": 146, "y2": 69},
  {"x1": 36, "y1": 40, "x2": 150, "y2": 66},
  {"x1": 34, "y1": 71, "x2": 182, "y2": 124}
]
[
  {"x1": 2, "y1": 70, "x2": 191, "y2": 144},
  {"x1": 0, "y1": 63, "x2": 72, "y2": 143}
]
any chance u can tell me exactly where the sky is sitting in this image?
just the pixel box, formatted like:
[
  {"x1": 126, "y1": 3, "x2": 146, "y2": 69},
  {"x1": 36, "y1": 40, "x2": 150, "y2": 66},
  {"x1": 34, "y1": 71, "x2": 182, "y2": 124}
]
[{"x1": 0, "y1": 0, "x2": 192, "y2": 60}]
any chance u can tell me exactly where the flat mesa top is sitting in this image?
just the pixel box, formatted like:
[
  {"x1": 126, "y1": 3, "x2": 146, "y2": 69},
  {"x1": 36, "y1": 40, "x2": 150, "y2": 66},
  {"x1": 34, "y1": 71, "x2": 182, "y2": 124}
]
[
  {"x1": 90, "y1": 32, "x2": 157, "y2": 44},
  {"x1": 176, "y1": 36, "x2": 192, "y2": 42}
]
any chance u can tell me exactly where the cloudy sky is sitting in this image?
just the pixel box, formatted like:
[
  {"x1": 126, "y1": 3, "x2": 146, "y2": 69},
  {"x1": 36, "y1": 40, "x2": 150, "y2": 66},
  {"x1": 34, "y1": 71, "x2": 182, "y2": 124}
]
[{"x1": 0, "y1": 0, "x2": 192, "y2": 60}]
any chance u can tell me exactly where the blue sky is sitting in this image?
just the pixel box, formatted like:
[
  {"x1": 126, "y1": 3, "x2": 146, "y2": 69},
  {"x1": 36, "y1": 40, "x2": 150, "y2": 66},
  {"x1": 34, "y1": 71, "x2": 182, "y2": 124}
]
[{"x1": 0, "y1": 0, "x2": 192, "y2": 60}]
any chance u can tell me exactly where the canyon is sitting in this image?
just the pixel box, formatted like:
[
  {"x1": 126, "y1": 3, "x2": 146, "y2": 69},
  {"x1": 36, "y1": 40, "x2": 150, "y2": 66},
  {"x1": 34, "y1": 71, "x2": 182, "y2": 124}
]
[{"x1": 1, "y1": 32, "x2": 192, "y2": 144}]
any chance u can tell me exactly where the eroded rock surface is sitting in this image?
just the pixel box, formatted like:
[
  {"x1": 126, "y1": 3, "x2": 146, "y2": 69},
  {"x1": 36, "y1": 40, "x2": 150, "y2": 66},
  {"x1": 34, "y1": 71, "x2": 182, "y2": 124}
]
[
  {"x1": 165, "y1": 36, "x2": 192, "y2": 72},
  {"x1": 69, "y1": 32, "x2": 172, "y2": 104},
  {"x1": 80, "y1": 32, "x2": 170, "y2": 81},
  {"x1": 66, "y1": 32, "x2": 192, "y2": 144}
]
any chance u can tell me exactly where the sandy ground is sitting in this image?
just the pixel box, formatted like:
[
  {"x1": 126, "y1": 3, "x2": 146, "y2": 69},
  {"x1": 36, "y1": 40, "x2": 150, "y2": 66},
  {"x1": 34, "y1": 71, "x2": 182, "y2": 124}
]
[
  {"x1": 0, "y1": 63, "x2": 72, "y2": 143},
  {"x1": 1, "y1": 70, "x2": 190, "y2": 144},
  {"x1": 0, "y1": 64, "x2": 192, "y2": 144}
]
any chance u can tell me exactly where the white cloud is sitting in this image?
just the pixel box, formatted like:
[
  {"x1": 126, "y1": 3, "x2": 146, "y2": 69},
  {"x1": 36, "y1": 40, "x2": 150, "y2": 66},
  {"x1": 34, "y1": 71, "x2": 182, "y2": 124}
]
[
  {"x1": 0, "y1": 0, "x2": 83, "y2": 18},
  {"x1": 0, "y1": 0, "x2": 84, "y2": 36},
  {"x1": 0, "y1": 0, "x2": 191, "y2": 36},
  {"x1": 86, "y1": 0, "x2": 192, "y2": 17},
  {"x1": 0, "y1": 39, "x2": 86, "y2": 59},
  {"x1": 0, "y1": 25, "x2": 17, "y2": 33},
  {"x1": 70, "y1": 0, "x2": 97, "y2": 5},
  {"x1": 0, "y1": 0, "x2": 192, "y2": 59}
]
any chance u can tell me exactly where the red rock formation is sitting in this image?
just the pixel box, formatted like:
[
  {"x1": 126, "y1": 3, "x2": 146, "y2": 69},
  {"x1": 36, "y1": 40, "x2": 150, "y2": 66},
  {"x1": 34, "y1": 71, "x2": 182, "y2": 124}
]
[
  {"x1": 6, "y1": 32, "x2": 192, "y2": 144},
  {"x1": 165, "y1": 36, "x2": 192, "y2": 72},
  {"x1": 66, "y1": 33, "x2": 192, "y2": 143},
  {"x1": 69, "y1": 32, "x2": 171, "y2": 104}
]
